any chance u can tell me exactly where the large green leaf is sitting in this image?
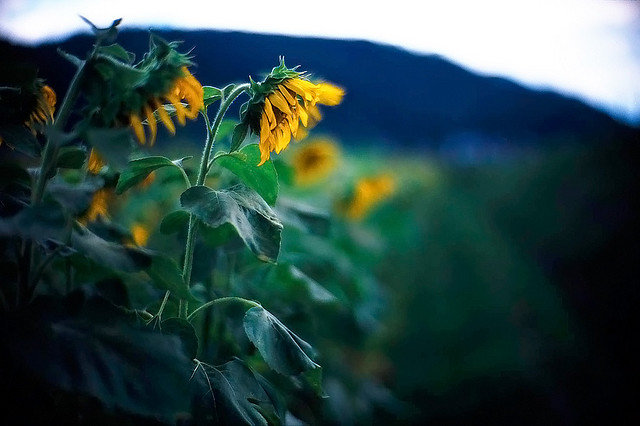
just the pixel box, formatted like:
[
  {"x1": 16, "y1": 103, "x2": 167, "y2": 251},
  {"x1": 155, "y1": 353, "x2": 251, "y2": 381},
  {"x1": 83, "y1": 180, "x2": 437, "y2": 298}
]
[
  {"x1": 180, "y1": 185, "x2": 282, "y2": 262},
  {"x1": 85, "y1": 128, "x2": 133, "y2": 171},
  {"x1": 202, "y1": 85, "x2": 222, "y2": 108},
  {"x1": 162, "y1": 317, "x2": 198, "y2": 359},
  {"x1": 191, "y1": 359, "x2": 282, "y2": 425},
  {"x1": 159, "y1": 210, "x2": 189, "y2": 235},
  {"x1": 271, "y1": 263, "x2": 338, "y2": 305},
  {"x1": 55, "y1": 146, "x2": 87, "y2": 169},
  {"x1": 0, "y1": 200, "x2": 66, "y2": 242},
  {"x1": 0, "y1": 294, "x2": 193, "y2": 420},
  {"x1": 116, "y1": 156, "x2": 188, "y2": 194},
  {"x1": 146, "y1": 254, "x2": 200, "y2": 303},
  {"x1": 243, "y1": 306, "x2": 320, "y2": 377},
  {"x1": 275, "y1": 197, "x2": 331, "y2": 235},
  {"x1": 46, "y1": 176, "x2": 103, "y2": 215},
  {"x1": 217, "y1": 144, "x2": 279, "y2": 205},
  {"x1": 71, "y1": 226, "x2": 151, "y2": 273}
]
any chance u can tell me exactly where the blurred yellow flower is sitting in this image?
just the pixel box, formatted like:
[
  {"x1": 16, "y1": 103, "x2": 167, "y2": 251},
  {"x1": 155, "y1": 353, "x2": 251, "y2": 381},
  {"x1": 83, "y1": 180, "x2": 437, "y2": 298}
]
[
  {"x1": 257, "y1": 78, "x2": 344, "y2": 165},
  {"x1": 129, "y1": 66, "x2": 203, "y2": 146},
  {"x1": 292, "y1": 138, "x2": 340, "y2": 186},
  {"x1": 87, "y1": 148, "x2": 104, "y2": 174},
  {"x1": 340, "y1": 174, "x2": 396, "y2": 220},
  {"x1": 81, "y1": 188, "x2": 112, "y2": 223},
  {"x1": 130, "y1": 223, "x2": 150, "y2": 247},
  {"x1": 1, "y1": 84, "x2": 56, "y2": 146}
]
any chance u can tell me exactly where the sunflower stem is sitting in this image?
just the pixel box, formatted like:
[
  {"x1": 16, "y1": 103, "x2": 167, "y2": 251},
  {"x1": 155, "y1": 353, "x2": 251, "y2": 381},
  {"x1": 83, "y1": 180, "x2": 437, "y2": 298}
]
[
  {"x1": 181, "y1": 84, "x2": 249, "y2": 306},
  {"x1": 187, "y1": 297, "x2": 260, "y2": 321}
]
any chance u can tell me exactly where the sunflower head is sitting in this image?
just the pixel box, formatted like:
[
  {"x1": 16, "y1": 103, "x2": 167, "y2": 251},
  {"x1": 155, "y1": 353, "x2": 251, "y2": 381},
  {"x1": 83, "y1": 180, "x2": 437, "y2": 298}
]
[
  {"x1": 84, "y1": 35, "x2": 203, "y2": 146},
  {"x1": 81, "y1": 188, "x2": 113, "y2": 224},
  {"x1": 337, "y1": 174, "x2": 396, "y2": 220},
  {"x1": 0, "y1": 77, "x2": 56, "y2": 147},
  {"x1": 292, "y1": 138, "x2": 340, "y2": 186},
  {"x1": 130, "y1": 223, "x2": 151, "y2": 247},
  {"x1": 238, "y1": 58, "x2": 344, "y2": 165}
]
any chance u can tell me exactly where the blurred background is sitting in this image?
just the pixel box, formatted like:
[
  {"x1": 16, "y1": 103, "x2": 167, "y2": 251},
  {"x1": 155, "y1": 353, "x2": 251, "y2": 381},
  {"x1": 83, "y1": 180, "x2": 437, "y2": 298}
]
[{"x1": 2, "y1": 0, "x2": 639, "y2": 424}]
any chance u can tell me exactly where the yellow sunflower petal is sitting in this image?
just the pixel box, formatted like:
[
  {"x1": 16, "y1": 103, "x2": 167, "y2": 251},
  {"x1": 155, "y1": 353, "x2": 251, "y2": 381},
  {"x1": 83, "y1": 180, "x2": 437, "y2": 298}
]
[
  {"x1": 165, "y1": 93, "x2": 186, "y2": 126},
  {"x1": 297, "y1": 105, "x2": 309, "y2": 127},
  {"x1": 279, "y1": 85, "x2": 297, "y2": 105},
  {"x1": 283, "y1": 78, "x2": 316, "y2": 102},
  {"x1": 143, "y1": 105, "x2": 157, "y2": 146},
  {"x1": 260, "y1": 112, "x2": 271, "y2": 146},
  {"x1": 130, "y1": 113, "x2": 145, "y2": 144},
  {"x1": 155, "y1": 100, "x2": 176, "y2": 135},
  {"x1": 316, "y1": 82, "x2": 345, "y2": 106},
  {"x1": 88, "y1": 148, "x2": 104, "y2": 174},
  {"x1": 268, "y1": 91, "x2": 291, "y2": 115},
  {"x1": 264, "y1": 98, "x2": 277, "y2": 129}
]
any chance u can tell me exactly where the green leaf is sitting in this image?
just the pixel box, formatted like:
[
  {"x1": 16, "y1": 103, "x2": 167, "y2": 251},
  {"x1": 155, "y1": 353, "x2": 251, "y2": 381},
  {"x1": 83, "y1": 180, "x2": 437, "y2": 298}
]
[
  {"x1": 230, "y1": 121, "x2": 249, "y2": 152},
  {"x1": 146, "y1": 255, "x2": 199, "y2": 303},
  {"x1": 0, "y1": 200, "x2": 66, "y2": 242},
  {"x1": 71, "y1": 226, "x2": 152, "y2": 273},
  {"x1": 97, "y1": 43, "x2": 135, "y2": 63},
  {"x1": 275, "y1": 197, "x2": 330, "y2": 235},
  {"x1": 162, "y1": 318, "x2": 198, "y2": 359},
  {"x1": 55, "y1": 146, "x2": 87, "y2": 169},
  {"x1": 243, "y1": 306, "x2": 321, "y2": 376},
  {"x1": 221, "y1": 83, "x2": 236, "y2": 100},
  {"x1": 202, "y1": 86, "x2": 222, "y2": 108},
  {"x1": 0, "y1": 124, "x2": 39, "y2": 156},
  {"x1": 159, "y1": 210, "x2": 189, "y2": 235},
  {"x1": 217, "y1": 119, "x2": 237, "y2": 141},
  {"x1": 85, "y1": 128, "x2": 132, "y2": 171},
  {"x1": 191, "y1": 359, "x2": 282, "y2": 426},
  {"x1": 116, "y1": 156, "x2": 182, "y2": 194},
  {"x1": 180, "y1": 185, "x2": 282, "y2": 262},
  {"x1": 271, "y1": 263, "x2": 338, "y2": 305},
  {"x1": 46, "y1": 176, "x2": 103, "y2": 215},
  {"x1": 2, "y1": 294, "x2": 193, "y2": 420},
  {"x1": 217, "y1": 144, "x2": 278, "y2": 205}
]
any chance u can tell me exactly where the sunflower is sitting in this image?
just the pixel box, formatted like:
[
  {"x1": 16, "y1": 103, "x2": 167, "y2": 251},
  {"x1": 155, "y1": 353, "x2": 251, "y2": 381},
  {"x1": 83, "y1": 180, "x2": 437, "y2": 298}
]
[
  {"x1": 81, "y1": 188, "x2": 113, "y2": 223},
  {"x1": 292, "y1": 138, "x2": 340, "y2": 186},
  {"x1": 129, "y1": 223, "x2": 150, "y2": 246},
  {"x1": 0, "y1": 83, "x2": 56, "y2": 146},
  {"x1": 339, "y1": 174, "x2": 396, "y2": 220},
  {"x1": 84, "y1": 36, "x2": 204, "y2": 147},
  {"x1": 128, "y1": 66, "x2": 203, "y2": 146},
  {"x1": 239, "y1": 58, "x2": 344, "y2": 165}
]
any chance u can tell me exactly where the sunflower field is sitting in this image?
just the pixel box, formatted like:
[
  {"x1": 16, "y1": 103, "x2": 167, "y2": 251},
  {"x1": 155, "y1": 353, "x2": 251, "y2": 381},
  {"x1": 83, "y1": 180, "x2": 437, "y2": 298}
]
[{"x1": 1, "y1": 18, "x2": 638, "y2": 425}]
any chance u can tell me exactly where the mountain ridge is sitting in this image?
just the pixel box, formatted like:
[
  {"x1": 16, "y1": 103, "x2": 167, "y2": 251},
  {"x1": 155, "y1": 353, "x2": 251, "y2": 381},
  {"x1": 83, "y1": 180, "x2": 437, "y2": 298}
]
[{"x1": 1, "y1": 29, "x2": 636, "y2": 149}]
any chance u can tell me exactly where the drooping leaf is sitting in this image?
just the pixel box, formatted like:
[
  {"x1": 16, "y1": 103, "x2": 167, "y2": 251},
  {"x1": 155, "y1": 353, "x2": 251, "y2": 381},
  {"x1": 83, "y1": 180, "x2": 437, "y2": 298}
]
[
  {"x1": 46, "y1": 176, "x2": 103, "y2": 215},
  {"x1": 0, "y1": 293, "x2": 193, "y2": 420},
  {"x1": 221, "y1": 83, "x2": 236, "y2": 100},
  {"x1": 230, "y1": 121, "x2": 249, "y2": 152},
  {"x1": 146, "y1": 254, "x2": 200, "y2": 303},
  {"x1": 180, "y1": 185, "x2": 282, "y2": 262},
  {"x1": 271, "y1": 263, "x2": 338, "y2": 305},
  {"x1": 191, "y1": 358, "x2": 282, "y2": 426},
  {"x1": 216, "y1": 119, "x2": 237, "y2": 141},
  {"x1": 203, "y1": 86, "x2": 222, "y2": 108},
  {"x1": 275, "y1": 197, "x2": 330, "y2": 235},
  {"x1": 97, "y1": 43, "x2": 135, "y2": 63},
  {"x1": 217, "y1": 144, "x2": 278, "y2": 205},
  {"x1": 0, "y1": 200, "x2": 66, "y2": 242},
  {"x1": 85, "y1": 128, "x2": 132, "y2": 171},
  {"x1": 162, "y1": 318, "x2": 198, "y2": 359},
  {"x1": 243, "y1": 306, "x2": 320, "y2": 376},
  {"x1": 159, "y1": 210, "x2": 190, "y2": 235},
  {"x1": 70, "y1": 225, "x2": 152, "y2": 273},
  {"x1": 116, "y1": 156, "x2": 187, "y2": 194}
]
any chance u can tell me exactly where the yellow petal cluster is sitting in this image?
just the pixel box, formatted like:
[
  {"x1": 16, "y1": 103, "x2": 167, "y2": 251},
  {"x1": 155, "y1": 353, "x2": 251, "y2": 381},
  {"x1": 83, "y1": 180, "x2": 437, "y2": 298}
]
[
  {"x1": 341, "y1": 174, "x2": 396, "y2": 220},
  {"x1": 129, "y1": 67, "x2": 203, "y2": 145},
  {"x1": 258, "y1": 78, "x2": 344, "y2": 165},
  {"x1": 1, "y1": 85, "x2": 55, "y2": 147},
  {"x1": 292, "y1": 138, "x2": 340, "y2": 186},
  {"x1": 81, "y1": 188, "x2": 113, "y2": 224},
  {"x1": 130, "y1": 223, "x2": 150, "y2": 247}
]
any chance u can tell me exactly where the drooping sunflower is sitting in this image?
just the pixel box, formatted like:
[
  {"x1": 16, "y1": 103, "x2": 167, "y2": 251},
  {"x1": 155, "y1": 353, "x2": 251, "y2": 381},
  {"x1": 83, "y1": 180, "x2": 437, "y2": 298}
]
[
  {"x1": 238, "y1": 58, "x2": 344, "y2": 165},
  {"x1": 0, "y1": 81, "x2": 56, "y2": 147},
  {"x1": 84, "y1": 35, "x2": 203, "y2": 147},
  {"x1": 80, "y1": 188, "x2": 113, "y2": 224},
  {"x1": 292, "y1": 138, "x2": 340, "y2": 186},
  {"x1": 338, "y1": 174, "x2": 396, "y2": 220}
]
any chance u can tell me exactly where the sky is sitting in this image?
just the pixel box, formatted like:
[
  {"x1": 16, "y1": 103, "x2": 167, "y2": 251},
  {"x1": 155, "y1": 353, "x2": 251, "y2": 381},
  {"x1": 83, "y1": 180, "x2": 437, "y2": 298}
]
[{"x1": 1, "y1": 0, "x2": 639, "y2": 124}]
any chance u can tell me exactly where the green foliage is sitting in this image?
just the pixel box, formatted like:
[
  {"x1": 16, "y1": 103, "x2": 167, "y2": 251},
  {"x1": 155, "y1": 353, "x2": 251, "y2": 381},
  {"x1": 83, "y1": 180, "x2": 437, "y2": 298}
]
[
  {"x1": 180, "y1": 185, "x2": 282, "y2": 262},
  {"x1": 217, "y1": 144, "x2": 279, "y2": 205},
  {"x1": 116, "y1": 155, "x2": 190, "y2": 194}
]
